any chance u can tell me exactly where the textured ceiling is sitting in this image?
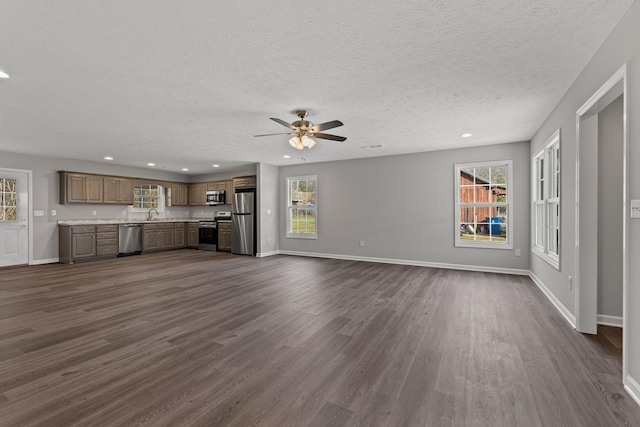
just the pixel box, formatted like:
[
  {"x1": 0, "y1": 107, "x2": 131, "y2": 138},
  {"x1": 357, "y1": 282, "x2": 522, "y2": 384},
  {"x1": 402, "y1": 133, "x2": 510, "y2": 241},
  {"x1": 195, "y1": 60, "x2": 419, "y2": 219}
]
[{"x1": 0, "y1": 1, "x2": 634, "y2": 175}]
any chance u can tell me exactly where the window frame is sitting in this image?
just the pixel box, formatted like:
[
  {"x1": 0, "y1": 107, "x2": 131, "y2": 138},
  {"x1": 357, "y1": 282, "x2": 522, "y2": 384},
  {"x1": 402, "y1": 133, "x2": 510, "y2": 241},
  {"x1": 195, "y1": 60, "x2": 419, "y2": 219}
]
[
  {"x1": 130, "y1": 184, "x2": 165, "y2": 213},
  {"x1": 531, "y1": 129, "x2": 560, "y2": 269},
  {"x1": 454, "y1": 160, "x2": 513, "y2": 249},
  {"x1": 286, "y1": 175, "x2": 317, "y2": 239}
]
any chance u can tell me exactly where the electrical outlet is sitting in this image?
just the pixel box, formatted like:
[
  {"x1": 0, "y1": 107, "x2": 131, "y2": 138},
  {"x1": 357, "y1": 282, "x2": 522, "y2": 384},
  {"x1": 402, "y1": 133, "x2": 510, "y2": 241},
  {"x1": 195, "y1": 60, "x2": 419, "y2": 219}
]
[
  {"x1": 514, "y1": 249, "x2": 521, "y2": 257},
  {"x1": 51, "y1": 210, "x2": 56, "y2": 216},
  {"x1": 92, "y1": 210, "x2": 97, "y2": 216},
  {"x1": 359, "y1": 240, "x2": 365, "y2": 247},
  {"x1": 34, "y1": 210, "x2": 44, "y2": 216}
]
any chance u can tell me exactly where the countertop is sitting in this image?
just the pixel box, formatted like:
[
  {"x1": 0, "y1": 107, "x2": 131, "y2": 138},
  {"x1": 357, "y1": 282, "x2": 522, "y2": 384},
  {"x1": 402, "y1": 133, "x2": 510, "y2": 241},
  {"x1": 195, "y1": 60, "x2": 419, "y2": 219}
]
[{"x1": 57, "y1": 218, "x2": 201, "y2": 226}]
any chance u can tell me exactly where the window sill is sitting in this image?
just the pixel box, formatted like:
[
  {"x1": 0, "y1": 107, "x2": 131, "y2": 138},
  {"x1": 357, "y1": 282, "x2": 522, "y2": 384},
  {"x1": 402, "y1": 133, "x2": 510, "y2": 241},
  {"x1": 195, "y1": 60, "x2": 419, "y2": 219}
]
[
  {"x1": 532, "y1": 248, "x2": 560, "y2": 270},
  {"x1": 286, "y1": 235, "x2": 317, "y2": 240},
  {"x1": 455, "y1": 240, "x2": 513, "y2": 250}
]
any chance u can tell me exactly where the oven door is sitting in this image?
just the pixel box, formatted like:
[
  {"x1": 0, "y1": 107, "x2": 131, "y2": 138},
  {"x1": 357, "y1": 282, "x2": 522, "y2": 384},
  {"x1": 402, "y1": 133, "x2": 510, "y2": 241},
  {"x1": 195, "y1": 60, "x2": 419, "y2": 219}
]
[{"x1": 198, "y1": 225, "x2": 217, "y2": 251}]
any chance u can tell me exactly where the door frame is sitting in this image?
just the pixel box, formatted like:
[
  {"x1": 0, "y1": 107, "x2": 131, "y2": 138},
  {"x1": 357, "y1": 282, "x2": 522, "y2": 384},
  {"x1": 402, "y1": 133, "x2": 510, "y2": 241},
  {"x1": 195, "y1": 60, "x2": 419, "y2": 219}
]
[
  {"x1": 0, "y1": 167, "x2": 33, "y2": 266},
  {"x1": 574, "y1": 64, "x2": 628, "y2": 381}
]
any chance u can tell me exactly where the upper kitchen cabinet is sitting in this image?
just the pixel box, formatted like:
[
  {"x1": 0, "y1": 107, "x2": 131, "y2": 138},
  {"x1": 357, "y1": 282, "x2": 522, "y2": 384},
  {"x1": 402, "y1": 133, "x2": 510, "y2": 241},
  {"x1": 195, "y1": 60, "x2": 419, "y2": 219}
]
[
  {"x1": 207, "y1": 180, "x2": 233, "y2": 204},
  {"x1": 233, "y1": 175, "x2": 256, "y2": 191},
  {"x1": 103, "y1": 177, "x2": 134, "y2": 205},
  {"x1": 59, "y1": 171, "x2": 104, "y2": 204},
  {"x1": 189, "y1": 182, "x2": 208, "y2": 206},
  {"x1": 170, "y1": 183, "x2": 188, "y2": 206}
]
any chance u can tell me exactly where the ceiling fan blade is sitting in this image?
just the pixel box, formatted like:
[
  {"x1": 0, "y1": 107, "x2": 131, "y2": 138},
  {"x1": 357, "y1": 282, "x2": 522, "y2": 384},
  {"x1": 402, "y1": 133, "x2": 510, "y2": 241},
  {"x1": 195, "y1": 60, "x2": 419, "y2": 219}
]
[
  {"x1": 254, "y1": 132, "x2": 295, "y2": 137},
  {"x1": 308, "y1": 120, "x2": 343, "y2": 133},
  {"x1": 308, "y1": 132, "x2": 347, "y2": 142},
  {"x1": 270, "y1": 118, "x2": 296, "y2": 130}
]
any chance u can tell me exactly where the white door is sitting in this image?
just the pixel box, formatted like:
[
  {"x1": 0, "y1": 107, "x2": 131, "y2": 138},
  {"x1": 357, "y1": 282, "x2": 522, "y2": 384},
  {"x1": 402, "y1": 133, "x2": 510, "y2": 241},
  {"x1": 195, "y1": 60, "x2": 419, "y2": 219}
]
[{"x1": 0, "y1": 170, "x2": 29, "y2": 267}]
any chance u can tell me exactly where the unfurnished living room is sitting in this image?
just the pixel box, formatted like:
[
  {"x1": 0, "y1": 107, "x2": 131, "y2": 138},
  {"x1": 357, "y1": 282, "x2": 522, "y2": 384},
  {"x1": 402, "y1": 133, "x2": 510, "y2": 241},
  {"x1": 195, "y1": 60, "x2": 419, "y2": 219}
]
[{"x1": 1, "y1": 1, "x2": 640, "y2": 426}]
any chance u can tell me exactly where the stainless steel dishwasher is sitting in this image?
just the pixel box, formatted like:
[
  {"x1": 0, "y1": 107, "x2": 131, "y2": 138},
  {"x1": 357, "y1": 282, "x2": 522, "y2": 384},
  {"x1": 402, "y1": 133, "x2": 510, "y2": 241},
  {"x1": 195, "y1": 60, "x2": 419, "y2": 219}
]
[{"x1": 118, "y1": 223, "x2": 143, "y2": 256}]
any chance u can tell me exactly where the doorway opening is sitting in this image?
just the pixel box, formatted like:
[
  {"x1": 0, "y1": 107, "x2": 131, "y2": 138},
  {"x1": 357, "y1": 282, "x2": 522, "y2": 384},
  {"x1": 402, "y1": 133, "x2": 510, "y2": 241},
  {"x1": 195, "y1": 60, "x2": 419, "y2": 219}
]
[
  {"x1": 575, "y1": 64, "x2": 628, "y2": 383},
  {"x1": 0, "y1": 168, "x2": 31, "y2": 267}
]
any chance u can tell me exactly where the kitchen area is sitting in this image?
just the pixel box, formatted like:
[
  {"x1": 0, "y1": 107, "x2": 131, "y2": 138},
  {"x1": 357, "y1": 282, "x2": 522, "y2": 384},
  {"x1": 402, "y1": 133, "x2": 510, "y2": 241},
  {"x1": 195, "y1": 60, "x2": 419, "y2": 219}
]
[{"x1": 57, "y1": 172, "x2": 257, "y2": 264}]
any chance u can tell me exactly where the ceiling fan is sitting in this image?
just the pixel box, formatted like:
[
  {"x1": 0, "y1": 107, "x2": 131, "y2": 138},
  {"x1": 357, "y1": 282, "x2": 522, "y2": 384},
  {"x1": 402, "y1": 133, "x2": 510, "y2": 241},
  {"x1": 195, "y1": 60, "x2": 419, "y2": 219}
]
[{"x1": 254, "y1": 110, "x2": 346, "y2": 150}]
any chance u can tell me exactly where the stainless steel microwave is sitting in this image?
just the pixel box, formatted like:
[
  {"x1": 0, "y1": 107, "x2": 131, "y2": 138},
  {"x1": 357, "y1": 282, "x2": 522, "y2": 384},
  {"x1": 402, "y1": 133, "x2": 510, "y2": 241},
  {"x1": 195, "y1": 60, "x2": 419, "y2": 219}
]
[{"x1": 206, "y1": 190, "x2": 225, "y2": 206}]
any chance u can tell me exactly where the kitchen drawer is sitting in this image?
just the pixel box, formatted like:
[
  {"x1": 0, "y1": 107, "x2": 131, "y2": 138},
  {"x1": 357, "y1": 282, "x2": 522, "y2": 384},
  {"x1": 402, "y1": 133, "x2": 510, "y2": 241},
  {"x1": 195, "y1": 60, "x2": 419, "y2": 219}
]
[
  {"x1": 96, "y1": 245, "x2": 118, "y2": 256},
  {"x1": 174, "y1": 222, "x2": 186, "y2": 229},
  {"x1": 144, "y1": 223, "x2": 175, "y2": 230},
  {"x1": 187, "y1": 222, "x2": 199, "y2": 228},
  {"x1": 71, "y1": 225, "x2": 96, "y2": 234},
  {"x1": 97, "y1": 231, "x2": 118, "y2": 240},
  {"x1": 97, "y1": 224, "x2": 118, "y2": 233},
  {"x1": 97, "y1": 238, "x2": 118, "y2": 246}
]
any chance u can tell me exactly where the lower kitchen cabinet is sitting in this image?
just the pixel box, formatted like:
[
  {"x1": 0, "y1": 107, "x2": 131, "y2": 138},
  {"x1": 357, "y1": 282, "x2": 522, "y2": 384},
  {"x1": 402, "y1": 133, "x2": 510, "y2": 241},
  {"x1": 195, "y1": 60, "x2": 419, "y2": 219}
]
[
  {"x1": 175, "y1": 223, "x2": 186, "y2": 248},
  {"x1": 143, "y1": 223, "x2": 176, "y2": 252},
  {"x1": 187, "y1": 223, "x2": 199, "y2": 248},
  {"x1": 217, "y1": 221, "x2": 232, "y2": 252},
  {"x1": 59, "y1": 224, "x2": 118, "y2": 263}
]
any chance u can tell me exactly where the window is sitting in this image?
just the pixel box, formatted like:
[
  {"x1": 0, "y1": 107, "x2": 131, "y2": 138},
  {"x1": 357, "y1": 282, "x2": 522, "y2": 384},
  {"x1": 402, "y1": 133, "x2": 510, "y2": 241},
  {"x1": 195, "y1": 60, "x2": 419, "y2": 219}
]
[
  {"x1": 0, "y1": 178, "x2": 17, "y2": 221},
  {"x1": 286, "y1": 175, "x2": 317, "y2": 239},
  {"x1": 130, "y1": 184, "x2": 164, "y2": 213},
  {"x1": 455, "y1": 160, "x2": 513, "y2": 249},
  {"x1": 532, "y1": 129, "x2": 560, "y2": 269}
]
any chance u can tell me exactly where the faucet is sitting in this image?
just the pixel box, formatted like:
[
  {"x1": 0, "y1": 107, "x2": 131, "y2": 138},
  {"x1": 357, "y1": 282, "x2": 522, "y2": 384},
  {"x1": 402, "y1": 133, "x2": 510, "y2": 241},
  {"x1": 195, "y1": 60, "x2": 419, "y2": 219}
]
[{"x1": 146, "y1": 208, "x2": 159, "y2": 221}]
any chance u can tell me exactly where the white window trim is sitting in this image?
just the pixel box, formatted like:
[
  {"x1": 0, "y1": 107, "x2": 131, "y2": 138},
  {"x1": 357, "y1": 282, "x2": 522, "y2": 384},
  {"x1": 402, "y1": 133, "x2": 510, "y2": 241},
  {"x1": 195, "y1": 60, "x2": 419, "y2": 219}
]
[
  {"x1": 286, "y1": 175, "x2": 317, "y2": 239},
  {"x1": 531, "y1": 129, "x2": 560, "y2": 269},
  {"x1": 455, "y1": 160, "x2": 513, "y2": 249}
]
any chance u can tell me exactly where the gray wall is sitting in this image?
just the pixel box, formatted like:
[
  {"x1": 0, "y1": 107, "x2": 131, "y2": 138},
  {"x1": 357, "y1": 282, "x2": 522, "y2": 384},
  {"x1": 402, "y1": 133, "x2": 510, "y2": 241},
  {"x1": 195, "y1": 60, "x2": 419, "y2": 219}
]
[
  {"x1": 598, "y1": 95, "x2": 624, "y2": 318},
  {"x1": 529, "y1": 0, "x2": 640, "y2": 387},
  {"x1": 0, "y1": 151, "x2": 248, "y2": 261},
  {"x1": 257, "y1": 163, "x2": 279, "y2": 255},
  {"x1": 278, "y1": 141, "x2": 530, "y2": 272}
]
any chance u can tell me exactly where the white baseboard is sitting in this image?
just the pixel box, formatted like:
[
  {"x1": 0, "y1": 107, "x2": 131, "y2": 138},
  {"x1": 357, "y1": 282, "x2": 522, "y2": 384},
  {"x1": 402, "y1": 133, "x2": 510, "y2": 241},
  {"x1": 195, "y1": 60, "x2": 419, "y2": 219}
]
[
  {"x1": 528, "y1": 272, "x2": 577, "y2": 329},
  {"x1": 256, "y1": 250, "x2": 279, "y2": 258},
  {"x1": 30, "y1": 258, "x2": 59, "y2": 265},
  {"x1": 277, "y1": 250, "x2": 530, "y2": 276},
  {"x1": 625, "y1": 375, "x2": 640, "y2": 408},
  {"x1": 597, "y1": 314, "x2": 623, "y2": 328}
]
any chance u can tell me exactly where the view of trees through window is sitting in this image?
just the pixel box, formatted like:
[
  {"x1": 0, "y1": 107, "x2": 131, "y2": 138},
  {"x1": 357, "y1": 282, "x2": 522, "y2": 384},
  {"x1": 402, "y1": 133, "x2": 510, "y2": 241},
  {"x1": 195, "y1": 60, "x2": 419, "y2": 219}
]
[
  {"x1": 0, "y1": 178, "x2": 17, "y2": 221},
  {"x1": 288, "y1": 177, "x2": 317, "y2": 237},
  {"x1": 133, "y1": 184, "x2": 161, "y2": 209}
]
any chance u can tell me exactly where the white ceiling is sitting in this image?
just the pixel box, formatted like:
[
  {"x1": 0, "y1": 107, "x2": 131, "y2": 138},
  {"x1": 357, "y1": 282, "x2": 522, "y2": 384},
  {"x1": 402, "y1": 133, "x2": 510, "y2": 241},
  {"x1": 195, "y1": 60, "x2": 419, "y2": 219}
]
[{"x1": 0, "y1": 1, "x2": 634, "y2": 175}]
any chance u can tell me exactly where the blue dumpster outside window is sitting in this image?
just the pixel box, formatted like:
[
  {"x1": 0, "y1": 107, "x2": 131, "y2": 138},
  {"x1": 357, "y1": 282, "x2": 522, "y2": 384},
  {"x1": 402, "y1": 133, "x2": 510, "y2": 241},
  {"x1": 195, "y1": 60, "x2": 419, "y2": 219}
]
[{"x1": 484, "y1": 217, "x2": 502, "y2": 235}]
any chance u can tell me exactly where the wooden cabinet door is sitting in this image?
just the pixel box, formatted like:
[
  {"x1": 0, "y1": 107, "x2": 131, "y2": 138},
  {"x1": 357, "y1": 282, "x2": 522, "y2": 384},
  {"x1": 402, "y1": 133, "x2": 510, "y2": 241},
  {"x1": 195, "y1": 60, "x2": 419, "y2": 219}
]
[
  {"x1": 217, "y1": 222, "x2": 232, "y2": 251},
  {"x1": 187, "y1": 227, "x2": 199, "y2": 248},
  {"x1": 118, "y1": 179, "x2": 134, "y2": 204},
  {"x1": 105, "y1": 178, "x2": 134, "y2": 204},
  {"x1": 144, "y1": 230, "x2": 161, "y2": 251},
  {"x1": 189, "y1": 183, "x2": 208, "y2": 206},
  {"x1": 174, "y1": 228, "x2": 186, "y2": 248},
  {"x1": 85, "y1": 175, "x2": 104, "y2": 204},
  {"x1": 103, "y1": 178, "x2": 120, "y2": 204},
  {"x1": 161, "y1": 230, "x2": 175, "y2": 249},
  {"x1": 171, "y1": 183, "x2": 188, "y2": 206},
  {"x1": 72, "y1": 234, "x2": 96, "y2": 259},
  {"x1": 66, "y1": 174, "x2": 87, "y2": 203}
]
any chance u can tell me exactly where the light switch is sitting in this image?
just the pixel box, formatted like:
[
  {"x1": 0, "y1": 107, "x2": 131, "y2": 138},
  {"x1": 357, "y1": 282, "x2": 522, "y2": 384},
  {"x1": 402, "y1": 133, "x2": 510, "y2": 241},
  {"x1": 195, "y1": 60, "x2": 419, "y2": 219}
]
[
  {"x1": 632, "y1": 200, "x2": 640, "y2": 218},
  {"x1": 34, "y1": 210, "x2": 44, "y2": 216}
]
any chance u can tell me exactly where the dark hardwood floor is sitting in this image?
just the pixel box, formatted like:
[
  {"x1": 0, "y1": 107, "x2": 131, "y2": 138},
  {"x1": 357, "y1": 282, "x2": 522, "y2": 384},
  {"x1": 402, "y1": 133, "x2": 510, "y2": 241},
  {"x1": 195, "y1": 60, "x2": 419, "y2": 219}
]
[{"x1": 0, "y1": 251, "x2": 638, "y2": 426}]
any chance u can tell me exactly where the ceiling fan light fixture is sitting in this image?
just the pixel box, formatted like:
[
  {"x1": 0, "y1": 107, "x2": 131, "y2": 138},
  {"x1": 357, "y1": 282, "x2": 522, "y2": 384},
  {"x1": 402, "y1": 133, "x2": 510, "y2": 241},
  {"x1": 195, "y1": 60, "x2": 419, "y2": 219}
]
[
  {"x1": 289, "y1": 136, "x2": 300, "y2": 148},
  {"x1": 307, "y1": 138, "x2": 316, "y2": 149}
]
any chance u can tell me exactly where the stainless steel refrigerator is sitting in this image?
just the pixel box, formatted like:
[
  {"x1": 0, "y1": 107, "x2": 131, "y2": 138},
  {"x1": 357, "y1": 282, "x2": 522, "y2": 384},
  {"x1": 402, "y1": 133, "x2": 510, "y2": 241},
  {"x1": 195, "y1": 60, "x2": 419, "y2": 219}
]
[{"x1": 231, "y1": 191, "x2": 255, "y2": 255}]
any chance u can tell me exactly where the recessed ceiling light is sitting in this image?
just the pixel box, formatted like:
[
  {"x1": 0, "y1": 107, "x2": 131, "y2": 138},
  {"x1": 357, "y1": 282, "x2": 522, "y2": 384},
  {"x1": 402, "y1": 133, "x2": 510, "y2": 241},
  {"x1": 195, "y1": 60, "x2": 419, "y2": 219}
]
[
  {"x1": 181, "y1": 168, "x2": 189, "y2": 171},
  {"x1": 104, "y1": 156, "x2": 113, "y2": 160},
  {"x1": 147, "y1": 163, "x2": 155, "y2": 167},
  {"x1": 212, "y1": 164, "x2": 220, "y2": 168},
  {"x1": 0, "y1": 71, "x2": 9, "y2": 79},
  {"x1": 283, "y1": 155, "x2": 291, "y2": 159},
  {"x1": 461, "y1": 133, "x2": 473, "y2": 138}
]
